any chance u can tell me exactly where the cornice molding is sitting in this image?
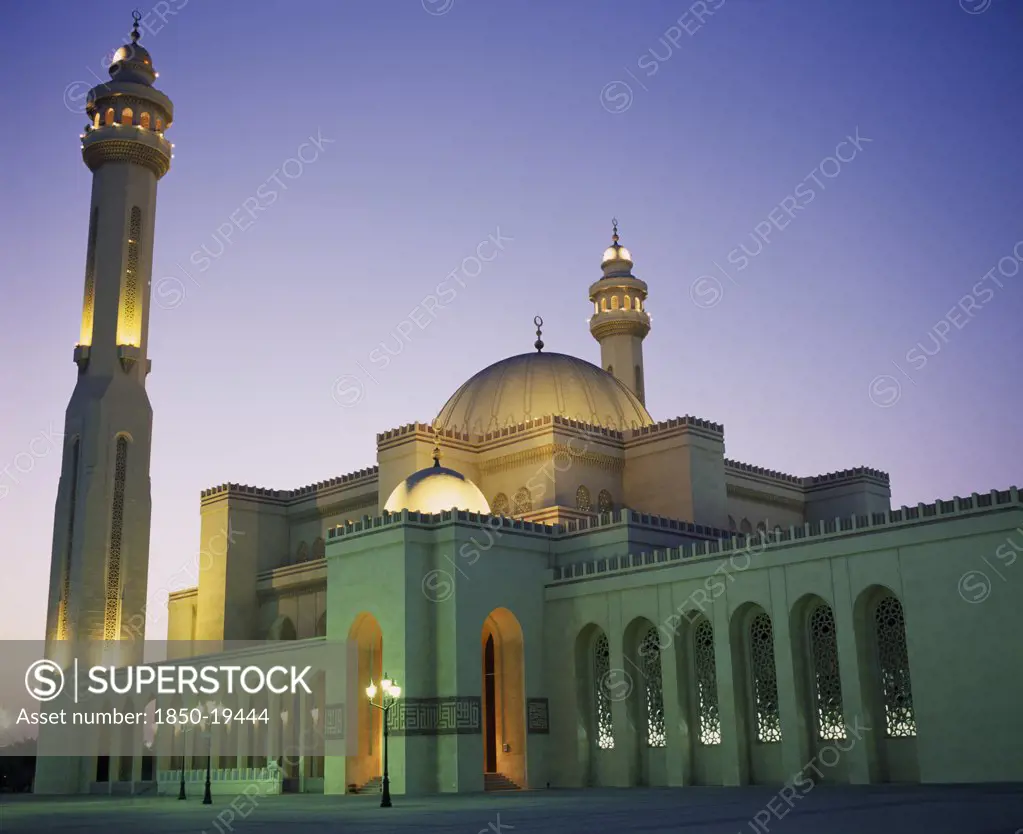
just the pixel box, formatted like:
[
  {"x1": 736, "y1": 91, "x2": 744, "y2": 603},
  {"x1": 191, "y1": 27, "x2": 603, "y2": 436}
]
[{"x1": 478, "y1": 443, "x2": 624, "y2": 475}]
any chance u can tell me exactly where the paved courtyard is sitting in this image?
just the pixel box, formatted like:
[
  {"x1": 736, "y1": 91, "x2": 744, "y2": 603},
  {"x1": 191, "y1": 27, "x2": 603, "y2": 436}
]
[{"x1": 1, "y1": 784, "x2": 1021, "y2": 833}]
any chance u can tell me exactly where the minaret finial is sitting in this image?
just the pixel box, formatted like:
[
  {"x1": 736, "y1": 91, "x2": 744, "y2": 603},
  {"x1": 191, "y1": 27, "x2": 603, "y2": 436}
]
[
  {"x1": 432, "y1": 441, "x2": 442, "y2": 467},
  {"x1": 611, "y1": 217, "x2": 619, "y2": 246},
  {"x1": 534, "y1": 315, "x2": 544, "y2": 353},
  {"x1": 131, "y1": 9, "x2": 143, "y2": 43}
]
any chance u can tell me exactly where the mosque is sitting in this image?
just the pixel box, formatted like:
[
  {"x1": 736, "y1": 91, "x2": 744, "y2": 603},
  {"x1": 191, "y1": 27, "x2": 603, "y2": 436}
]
[{"x1": 34, "y1": 18, "x2": 1023, "y2": 797}]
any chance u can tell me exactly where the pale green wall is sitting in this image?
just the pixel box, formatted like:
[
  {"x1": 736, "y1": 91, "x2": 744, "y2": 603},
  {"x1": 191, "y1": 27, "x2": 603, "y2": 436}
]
[{"x1": 545, "y1": 501, "x2": 1023, "y2": 787}]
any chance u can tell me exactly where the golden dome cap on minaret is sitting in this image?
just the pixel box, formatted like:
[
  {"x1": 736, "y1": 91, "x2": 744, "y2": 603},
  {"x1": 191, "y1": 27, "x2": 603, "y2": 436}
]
[
  {"x1": 108, "y1": 11, "x2": 157, "y2": 86},
  {"x1": 601, "y1": 218, "x2": 633, "y2": 268}
]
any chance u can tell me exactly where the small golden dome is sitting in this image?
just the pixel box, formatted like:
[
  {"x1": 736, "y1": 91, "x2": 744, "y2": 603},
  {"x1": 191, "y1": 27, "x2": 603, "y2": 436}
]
[
  {"x1": 383, "y1": 463, "x2": 490, "y2": 515},
  {"x1": 601, "y1": 243, "x2": 633, "y2": 265}
]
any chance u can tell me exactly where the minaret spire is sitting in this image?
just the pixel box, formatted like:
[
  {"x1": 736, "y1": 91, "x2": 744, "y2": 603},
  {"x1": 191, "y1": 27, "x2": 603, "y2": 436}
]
[
  {"x1": 534, "y1": 315, "x2": 544, "y2": 353},
  {"x1": 588, "y1": 220, "x2": 651, "y2": 403}
]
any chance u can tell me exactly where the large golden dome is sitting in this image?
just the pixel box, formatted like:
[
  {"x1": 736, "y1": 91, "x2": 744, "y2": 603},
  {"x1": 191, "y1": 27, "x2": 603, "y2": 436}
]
[{"x1": 435, "y1": 352, "x2": 654, "y2": 436}]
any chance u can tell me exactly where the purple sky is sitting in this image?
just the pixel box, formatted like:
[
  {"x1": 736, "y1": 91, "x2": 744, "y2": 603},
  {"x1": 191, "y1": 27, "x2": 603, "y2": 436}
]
[{"x1": 2, "y1": 0, "x2": 1021, "y2": 641}]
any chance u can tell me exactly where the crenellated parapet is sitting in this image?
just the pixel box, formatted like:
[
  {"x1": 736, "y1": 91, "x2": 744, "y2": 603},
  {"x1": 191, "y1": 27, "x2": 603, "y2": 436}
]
[
  {"x1": 725, "y1": 458, "x2": 801, "y2": 485},
  {"x1": 724, "y1": 459, "x2": 891, "y2": 488},
  {"x1": 377, "y1": 422, "x2": 474, "y2": 445},
  {"x1": 328, "y1": 508, "x2": 557, "y2": 540},
  {"x1": 551, "y1": 486, "x2": 1021, "y2": 583},
  {"x1": 559, "y1": 507, "x2": 730, "y2": 540},
  {"x1": 325, "y1": 504, "x2": 731, "y2": 543},
  {"x1": 806, "y1": 466, "x2": 890, "y2": 486},
  {"x1": 200, "y1": 466, "x2": 379, "y2": 507},
  {"x1": 628, "y1": 415, "x2": 725, "y2": 441}
]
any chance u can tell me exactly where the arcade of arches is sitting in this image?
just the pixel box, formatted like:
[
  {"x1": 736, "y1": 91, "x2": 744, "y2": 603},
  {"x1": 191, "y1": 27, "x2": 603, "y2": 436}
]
[{"x1": 569, "y1": 587, "x2": 917, "y2": 787}]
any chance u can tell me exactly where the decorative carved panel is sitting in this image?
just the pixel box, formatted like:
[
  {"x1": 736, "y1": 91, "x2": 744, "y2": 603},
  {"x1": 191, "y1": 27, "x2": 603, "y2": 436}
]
[
  {"x1": 527, "y1": 698, "x2": 549, "y2": 734},
  {"x1": 386, "y1": 696, "x2": 482, "y2": 735}
]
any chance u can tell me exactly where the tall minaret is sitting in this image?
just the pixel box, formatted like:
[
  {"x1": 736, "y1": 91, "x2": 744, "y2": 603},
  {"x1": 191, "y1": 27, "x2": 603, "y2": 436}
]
[
  {"x1": 588, "y1": 220, "x2": 651, "y2": 403},
  {"x1": 44, "y1": 13, "x2": 173, "y2": 663}
]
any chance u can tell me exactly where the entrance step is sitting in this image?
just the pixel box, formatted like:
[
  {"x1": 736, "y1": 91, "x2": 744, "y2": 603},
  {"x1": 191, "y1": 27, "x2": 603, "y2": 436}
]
[
  {"x1": 484, "y1": 772, "x2": 521, "y2": 792},
  {"x1": 352, "y1": 776, "x2": 382, "y2": 794}
]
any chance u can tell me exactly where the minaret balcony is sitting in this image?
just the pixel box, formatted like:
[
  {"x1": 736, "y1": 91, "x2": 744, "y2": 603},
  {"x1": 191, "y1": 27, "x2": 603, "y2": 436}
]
[
  {"x1": 589, "y1": 310, "x2": 651, "y2": 340},
  {"x1": 81, "y1": 124, "x2": 172, "y2": 178}
]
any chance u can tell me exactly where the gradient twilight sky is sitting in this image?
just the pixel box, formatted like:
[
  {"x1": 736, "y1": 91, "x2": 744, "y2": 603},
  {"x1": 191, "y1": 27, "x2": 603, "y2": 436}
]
[{"x1": 1, "y1": 0, "x2": 1021, "y2": 640}]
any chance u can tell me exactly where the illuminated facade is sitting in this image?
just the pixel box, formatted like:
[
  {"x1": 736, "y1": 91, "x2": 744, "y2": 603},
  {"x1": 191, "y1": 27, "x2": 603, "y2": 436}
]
[{"x1": 36, "y1": 18, "x2": 1023, "y2": 799}]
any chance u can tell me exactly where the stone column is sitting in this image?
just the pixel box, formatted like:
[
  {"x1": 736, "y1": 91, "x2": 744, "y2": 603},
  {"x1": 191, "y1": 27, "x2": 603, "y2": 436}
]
[
  {"x1": 713, "y1": 595, "x2": 748, "y2": 785},
  {"x1": 237, "y1": 695, "x2": 250, "y2": 777},
  {"x1": 831, "y1": 563, "x2": 877, "y2": 783},
  {"x1": 657, "y1": 585, "x2": 686, "y2": 787},
  {"x1": 298, "y1": 689, "x2": 308, "y2": 793},
  {"x1": 605, "y1": 599, "x2": 635, "y2": 787},
  {"x1": 768, "y1": 569, "x2": 812, "y2": 780}
]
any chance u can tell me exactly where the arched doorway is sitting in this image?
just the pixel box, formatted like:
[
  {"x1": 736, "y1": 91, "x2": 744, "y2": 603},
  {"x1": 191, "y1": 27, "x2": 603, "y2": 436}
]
[
  {"x1": 346, "y1": 612, "x2": 383, "y2": 792},
  {"x1": 481, "y1": 608, "x2": 526, "y2": 789}
]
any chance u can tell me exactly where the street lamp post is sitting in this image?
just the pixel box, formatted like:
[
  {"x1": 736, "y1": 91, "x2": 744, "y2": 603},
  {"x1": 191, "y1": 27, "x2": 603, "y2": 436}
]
[
  {"x1": 202, "y1": 701, "x2": 218, "y2": 806},
  {"x1": 366, "y1": 673, "x2": 401, "y2": 808},
  {"x1": 177, "y1": 726, "x2": 186, "y2": 800}
]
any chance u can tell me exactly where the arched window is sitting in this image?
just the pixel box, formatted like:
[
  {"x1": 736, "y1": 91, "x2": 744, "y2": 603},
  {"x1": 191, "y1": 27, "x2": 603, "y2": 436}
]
[
  {"x1": 513, "y1": 487, "x2": 532, "y2": 514},
  {"x1": 624, "y1": 294, "x2": 632, "y2": 310},
  {"x1": 749, "y1": 612, "x2": 781, "y2": 743},
  {"x1": 105, "y1": 107, "x2": 115, "y2": 125},
  {"x1": 593, "y1": 301, "x2": 599, "y2": 315},
  {"x1": 295, "y1": 541, "x2": 308, "y2": 563},
  {"x1": 874, "y1": 595, "x2": 916, "y2": 737},
  {"x1": 728, "y1": 515, "x2": 737, "y2": 532},
  {"x1": 693, "y1": 618, "x2": 721, "y2": 745},
  {"x1": 757, "y1": 521, "x2": 767, "y2": 534},
  {"x1": 611, "y1": 295, "x2": 620, "y2": 310},
  {"x1": 315, "y1": 611, "x2": 327, "y2": 638},
  {"x1": 636, "y1": 298, "x2": 643, "y2": 311},
  {"x1": 600, "y1": 297, "x2": 608, "y2": 312},
  {"x1": 104, "y1": 436, "x2": 129, "y2": 640},
  {"x1": 594, "y1": 632, "x2": 614, "y2": 749},
  {"x1": 93, "y1": 112, "x2": 101, "y2": 128},
  {"x1": 120, "y1": 107, "x2": 133, "y2": 126},
  {"x1": 492, "y1": 493, "x2": 509, "y2": 516},
  {"x1": 311, "y1": 537, "x2": 325, "y2": 560},
  {"x1": 740, "y1": 518, "x2": 753, "y2": 534},
  {"x1": 140, "y1": 112, "x2": 151, "y2": 129},
  {"x1": 155, "y1": 117, "x2": 163, "y2": 131},
  {"x1": 808, "y1": 603, "x2": 845, "y2": 739},
  {"x1": 640, "y1": 627, "x2": 666, "y2": 747},
  {"x1": 575, "y1": 485, "x2": 591, "y2": 512},
  {"x1": 598, "y1": 489, "x2": 613, "y2": 513}
]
